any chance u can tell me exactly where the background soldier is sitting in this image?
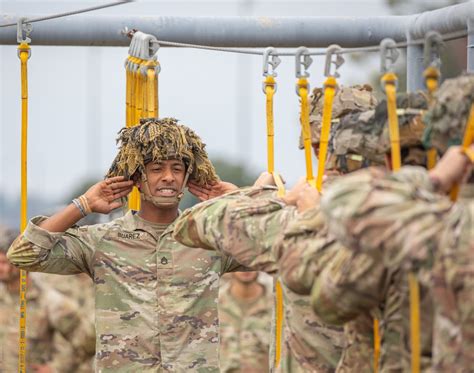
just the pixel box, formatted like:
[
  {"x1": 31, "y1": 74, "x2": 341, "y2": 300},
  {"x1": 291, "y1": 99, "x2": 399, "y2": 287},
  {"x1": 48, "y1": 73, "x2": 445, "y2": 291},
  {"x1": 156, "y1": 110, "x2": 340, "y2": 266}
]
[
  {"x1": 0, "y1": 225, "x2": 94, "y2": 372},
  {"x1": 318, "y1": 74, "x2": 474, "y2": 371},
  {"x1": 219, "y1": 272, "x2": 272, "y2": 373},
  {"x1": 173, "y1": 85, "x2": 378, "y2": 372}
]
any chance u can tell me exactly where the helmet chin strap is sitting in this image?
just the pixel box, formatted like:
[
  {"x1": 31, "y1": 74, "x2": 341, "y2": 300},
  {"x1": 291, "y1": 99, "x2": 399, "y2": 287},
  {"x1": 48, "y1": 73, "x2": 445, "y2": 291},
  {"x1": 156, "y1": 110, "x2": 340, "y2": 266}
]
[{"x1": 139, "y1": 169, "x2": 191, "y2": 208}]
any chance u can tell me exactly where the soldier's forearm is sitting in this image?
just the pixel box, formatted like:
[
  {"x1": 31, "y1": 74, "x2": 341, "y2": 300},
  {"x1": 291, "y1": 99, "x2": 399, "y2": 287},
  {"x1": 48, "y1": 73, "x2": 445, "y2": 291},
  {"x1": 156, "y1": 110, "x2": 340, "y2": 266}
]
[{"x1": 38, "y1": 203, "x2": 84, "y2": 233}]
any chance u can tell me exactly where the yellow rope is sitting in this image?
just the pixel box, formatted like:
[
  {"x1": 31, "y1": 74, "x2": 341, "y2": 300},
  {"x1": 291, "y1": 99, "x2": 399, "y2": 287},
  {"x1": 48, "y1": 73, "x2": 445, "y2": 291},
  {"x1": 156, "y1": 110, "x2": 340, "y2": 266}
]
[
  {"x1": 381, "y1": 72, "x2": 401, "y2": 171},
  {"x1": 316, "y1": 76, "x2": 337, "y2": 192},
  {"x1": 274, "y1": 280, "x2": 284, "y2": 368},
  {"x1": 451, "y1": 103, "x2": 474, "y2": 201},
  {"x1": 18, "y1": 41, "x2": 30, "y2": 373},
  {"x1": 265, "y1": 76, "x2": 276, "y2": 173},
  {"x1": 297, "y1": 77, "x2": 315, "y2": 187},
  {"x1": 424, "y1": 66, "x2": 440, "y2": 170},
  {"x1": 373, "y1": 318, "x2": 380, "y2": 372}
]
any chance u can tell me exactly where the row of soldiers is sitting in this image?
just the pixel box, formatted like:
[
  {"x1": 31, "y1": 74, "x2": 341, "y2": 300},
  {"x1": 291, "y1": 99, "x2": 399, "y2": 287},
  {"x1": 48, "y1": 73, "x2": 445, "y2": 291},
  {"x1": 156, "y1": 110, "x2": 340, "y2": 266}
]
[{"x1": 4, "y1": 72, "x2": 473, "y2": 372}]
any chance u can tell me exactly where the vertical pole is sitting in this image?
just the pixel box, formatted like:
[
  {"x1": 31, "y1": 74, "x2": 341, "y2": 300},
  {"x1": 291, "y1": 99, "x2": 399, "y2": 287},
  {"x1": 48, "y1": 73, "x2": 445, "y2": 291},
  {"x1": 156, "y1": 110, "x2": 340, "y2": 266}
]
[
  {"x1": 468, "y1": 17, "x2": 474, "y2": 73},
  {"x1": 406, "y1": 33, "x2": 424, "y2": 92}
]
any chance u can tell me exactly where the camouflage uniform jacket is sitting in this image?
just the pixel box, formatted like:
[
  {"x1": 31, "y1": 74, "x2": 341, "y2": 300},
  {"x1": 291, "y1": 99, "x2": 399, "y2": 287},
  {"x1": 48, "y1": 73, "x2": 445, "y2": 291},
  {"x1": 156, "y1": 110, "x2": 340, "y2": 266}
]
[
  {"x1": 318, "y1": 166, "x2": 473, "y2": 372},
  {"x1": 0, "y1": 277, "x2": 91, "y2": 372},
  {"x1": 7, "y1": 211, "x2": 245, "y2": 372},
  {"x1": 33, "y1": 272, "x2": 96, "y2": 372},
  {"x1": 218, "y1": 280, "x2": 272, "y2": 373},
  {"x1": 275, "y1": 205, "x2": 374, "y2": 373},
  {"x1": 173, "y1": 186, "x2": 345, "y2": 372}
]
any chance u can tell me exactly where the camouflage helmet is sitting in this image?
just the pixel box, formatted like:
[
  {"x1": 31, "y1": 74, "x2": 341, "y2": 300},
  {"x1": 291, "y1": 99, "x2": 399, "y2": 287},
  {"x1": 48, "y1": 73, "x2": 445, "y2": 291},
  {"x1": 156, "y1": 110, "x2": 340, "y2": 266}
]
[
  {"x1": 0, "y1": 225, "x2": 18, "y2": 254},
  {"x1": 300, "y1": 84, "x2": 378, "y2": 148},
  {"x1": 422, "y1": 74, "x2": 474, "y2": 155},
  {"x1": 325, "y1": 109, "x2": 385, "y2": 173},
  {"x1": 375, "y1": 91, "x2": 429, "y2": 166},
  {"x1": 106, "y1": 117, "x2": 218, "y2": 186}
]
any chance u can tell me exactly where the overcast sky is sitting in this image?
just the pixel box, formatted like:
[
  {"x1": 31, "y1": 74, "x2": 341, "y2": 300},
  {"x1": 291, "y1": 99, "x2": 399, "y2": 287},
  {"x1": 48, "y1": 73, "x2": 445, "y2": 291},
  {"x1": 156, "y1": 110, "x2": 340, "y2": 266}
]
[{"x1": 0, "y1": 0, "x2": 409, "y2": 223}]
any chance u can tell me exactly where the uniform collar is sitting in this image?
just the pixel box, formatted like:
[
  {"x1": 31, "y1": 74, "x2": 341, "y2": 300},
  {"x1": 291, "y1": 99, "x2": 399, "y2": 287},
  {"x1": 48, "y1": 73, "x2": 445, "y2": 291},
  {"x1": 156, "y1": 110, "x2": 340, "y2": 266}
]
[{"x1": 121, "y1": 211, "x2": 176, "y2": 240}]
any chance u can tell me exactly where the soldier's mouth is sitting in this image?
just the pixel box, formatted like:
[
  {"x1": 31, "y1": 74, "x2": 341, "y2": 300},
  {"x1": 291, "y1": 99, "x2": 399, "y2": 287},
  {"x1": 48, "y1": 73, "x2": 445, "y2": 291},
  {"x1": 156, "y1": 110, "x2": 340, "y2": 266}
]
[{"x1": 155, "y1": 187, "x2": 178, "y2": 196}]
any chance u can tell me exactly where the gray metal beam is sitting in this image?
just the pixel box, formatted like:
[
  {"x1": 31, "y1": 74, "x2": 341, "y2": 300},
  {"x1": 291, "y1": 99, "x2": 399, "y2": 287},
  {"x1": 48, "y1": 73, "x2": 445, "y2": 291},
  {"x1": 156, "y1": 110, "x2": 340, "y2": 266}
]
[
  {"x1": 0, "y1": 15, "x2": 408, "y2": 47},
  {"x1": 0, "y1": 2, "x2": 471, "y2": 48},
  {"x1": 406, "y1": 33, "x2": 425, "y2": 92}
]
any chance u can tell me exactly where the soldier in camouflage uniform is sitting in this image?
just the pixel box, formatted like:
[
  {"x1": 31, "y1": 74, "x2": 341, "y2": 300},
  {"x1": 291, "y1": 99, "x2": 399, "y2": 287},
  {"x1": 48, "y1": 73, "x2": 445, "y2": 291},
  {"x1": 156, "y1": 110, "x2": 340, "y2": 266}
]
[
  {"x1": 318, "y1": 74, "x2": 474, "y2": 372},
  {"x1": 274, "y1": 107, "x2": 390, "y2": 373},
  {"x1": 0, "y1": 225, "x2": 94, "y2": 372},
  {"x1": 219, "y1": 272, "x2": 272, "y2": 373},
  {"x1": 7, "y1": 117, "x2": 251, "y2": 372},
  {"x1": 305, "y1": 90, "x2": 446, "y2": 372},
  {"x1": 173, "y1": 85, "x2": 378, "y2": 372}
]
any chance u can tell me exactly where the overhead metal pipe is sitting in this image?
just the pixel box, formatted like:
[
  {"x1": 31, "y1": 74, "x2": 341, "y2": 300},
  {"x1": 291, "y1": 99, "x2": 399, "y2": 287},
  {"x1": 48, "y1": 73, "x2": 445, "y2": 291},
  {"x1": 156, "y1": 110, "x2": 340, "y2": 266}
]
[
  {"x1": 0, "y1": 2, "x2": 471, "y2": 48},
  {"x1": 468, "y1": 17, "x2": 474, "y2": 73}
]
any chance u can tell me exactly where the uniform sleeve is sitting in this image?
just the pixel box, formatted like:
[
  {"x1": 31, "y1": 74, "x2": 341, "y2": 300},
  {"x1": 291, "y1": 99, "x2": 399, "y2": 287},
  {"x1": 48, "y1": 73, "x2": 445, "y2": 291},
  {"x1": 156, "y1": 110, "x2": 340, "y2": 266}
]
[
  {"x1": 7, "y1": 216, "x2": 104, "y2": 277},
  {"x1": 275, "y1": 206, "x2": 335, "y2": 295},
  {"x1": 45, "y1": 289, "x2": 96, "y2": 372},
  {"x1": 321, "y1": 166, "x2": 452, "y2": 268},
  {"x1": 311, "y1": 247, "x2": 387, "y2": 325},
  {"x1": 174, "y1": 190, "x2": 296, "y2": 273}
]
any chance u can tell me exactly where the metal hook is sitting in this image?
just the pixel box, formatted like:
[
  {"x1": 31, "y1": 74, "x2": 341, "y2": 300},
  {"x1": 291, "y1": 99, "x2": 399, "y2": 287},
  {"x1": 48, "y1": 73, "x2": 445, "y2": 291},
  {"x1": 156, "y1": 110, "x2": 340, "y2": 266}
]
[
  {"x1": 295, "y1": 47, "x2": 313, "y2": 79},
  {"x1": 262, "y1": 47, "x2": 281, "y2": 77},
  {"x1": 380, "y1": 38, "x2": 400, "y2": 74},
  {"x1": 423, "y1": 31, "x2": 444, "y2": 69},
  {"x1": 324, "y1": 44, "x2": 344, "y2": 78},
  {"x1": 17, "y1": 17, "x2": 32, "y2": 44}
]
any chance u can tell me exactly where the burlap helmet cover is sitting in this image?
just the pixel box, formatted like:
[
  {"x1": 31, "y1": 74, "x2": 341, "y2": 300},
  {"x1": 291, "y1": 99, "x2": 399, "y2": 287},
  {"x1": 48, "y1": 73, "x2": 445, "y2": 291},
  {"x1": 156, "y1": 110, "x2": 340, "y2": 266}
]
[
  {"x1": 422, "y1": 73, "x2": 474, "y2": 155},
  {"x1": 300, "y1": 84, "x2": 378, "y2": 148},
  {"x1": 106, "y1": 118, "x2": 219, "y2": 186},
  {"x1": 376, "y1": 91, "x2": 429, "y2": 154}
]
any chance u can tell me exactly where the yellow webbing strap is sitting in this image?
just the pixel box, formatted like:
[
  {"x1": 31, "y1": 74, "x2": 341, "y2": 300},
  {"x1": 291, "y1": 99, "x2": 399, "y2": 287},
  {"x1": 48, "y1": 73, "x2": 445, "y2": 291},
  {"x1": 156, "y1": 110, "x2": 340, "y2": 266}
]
[
  {"x1": 144, "y1": 61, "x2": 159, "y2": 118},
  {"x1": 451, "y1": 103, "x2": 474, "y2": 201},
  {"x1": 297, "y1": 77, "x2": 316, "y2": 187},
  {"x1": 125, "y1": 56, "x2": 133, "y2": 127},
  {"x1": 18, "y1": 41, "x2": 30, "y2": 373},
  {"x1": 408, "y1": 273, "x2": 421, "y2": 373},
  {"x1": 316, "y1": 76, "x2": 337, "y2": 192},
  {"x1": 373, "y1": 318, "x2": 381, "y2": 372},
  {"x1": 381, "y1": 72, "x2": 402, "y2": 171},
  {"x1": 263, "y1": 74, "x2": 285, "y2": 368},
  {"x1": 382, "y1": 72, "x2": 421, "y2": 373},
  {"x1": 424, "y1": 66, "x2": 440, "y2": 170}
]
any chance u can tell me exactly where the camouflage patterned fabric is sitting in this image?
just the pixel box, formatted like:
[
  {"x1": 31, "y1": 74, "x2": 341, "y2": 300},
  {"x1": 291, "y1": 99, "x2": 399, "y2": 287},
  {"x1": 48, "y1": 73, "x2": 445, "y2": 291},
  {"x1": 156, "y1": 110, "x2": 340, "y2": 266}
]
[
  {"x1": 0, "y1": 277, "x2": 94, "y2": 372},
  {"x1": 317, "y1": 165, "x2": 474, "y2": 372},
  {"x1": 173, "y1": 186, "x2": 345, "y2": 372},
  {"x1": 302, "y1": 84, "x2": 378, "y2": 148},
  {"x1": 34, "y1": 272, "x2": 96, "y2": 372},
  {"x1": 7, "y1": 211, "x2": 247, "y2": 372},
  {"x1": 218, "y1": 275, "x2": 272, "y2": 373},
  {"x1": 423, "y1": 74, "x2": 474, "y2": 154}
]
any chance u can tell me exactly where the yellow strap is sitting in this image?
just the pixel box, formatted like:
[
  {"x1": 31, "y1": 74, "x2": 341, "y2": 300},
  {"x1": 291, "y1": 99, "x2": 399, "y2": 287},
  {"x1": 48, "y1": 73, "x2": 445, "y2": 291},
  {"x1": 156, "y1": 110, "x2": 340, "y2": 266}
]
[
  {"x1": 450, "y1": 102, "x2": 474, "y2": 201},
  {"x1": 125, "y1": 56, "x2": 133, "y2": 127},
  {"x1": 265, "y1": 76, "x2": 276, "y2": 173},
  {"x1": 426, "y1": 149, "x2": 438, "y2": 170},
  {"x1": 316, "y1": 76, "x2": 337, "y2": 192},
  {"x1": 373, "y1": 318, "x2": 380, "y2": 372},
  {"x1": 18, "y1": 41, "x2": 30, "y2": 373},
  {"x1": 275, "y1": 279, "x2": 284, "y2": 368},
  {"x1": 297, "y1": 78, "x2": 315, "y2": 186},
  {"x1": 144, "y1": 62, "x2": 158, "y2": 118},
  {"x1": 408, "y1": 273, "x2": 421, "y2": 373},
  {"x1": 424, "y1": 67, "x2": 440, "y2": 169},
  {"x1": 381, "y1": 72, "x2": 401, "y2": 171}
]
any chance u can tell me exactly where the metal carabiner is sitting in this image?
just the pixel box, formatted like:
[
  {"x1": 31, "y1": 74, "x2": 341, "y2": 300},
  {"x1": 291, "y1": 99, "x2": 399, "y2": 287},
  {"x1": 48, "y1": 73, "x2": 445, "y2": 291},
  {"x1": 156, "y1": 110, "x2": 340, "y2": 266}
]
[
  {"x1": 423, "y1": 31, "x2": 444, "y2": 69},
  {"x1": 263, "y1": 47, "x2": 281, "y2": 77},
  {"x1": 380, "y1": 38, "x2": 400, "y2": 74},
  {"x1": 324, "y1": 44, "x2": 344, "y2": 78},
  {"x1": 16, "y1": 17, "x2": 32, "y2": 44},
  {"x1": 295, "y1": 46, "x2": 313, "y2": 79}
]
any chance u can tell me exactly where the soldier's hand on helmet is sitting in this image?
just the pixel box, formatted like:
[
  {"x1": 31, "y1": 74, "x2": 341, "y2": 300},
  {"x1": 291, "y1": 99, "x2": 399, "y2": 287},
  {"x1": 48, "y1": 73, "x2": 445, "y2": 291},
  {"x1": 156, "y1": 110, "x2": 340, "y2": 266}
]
[
  {"x1": 188, "y1": 180, "x2": 239, "y2": 201},
  {"x1": 295, "y1": 184, "x2": 320, "y2": 213},
  {"x1": 280, "y1": 177, "x2": 310, "y2": 206},
  {"x1": 429, "y1": 145, "x2": 473, "y2": 193},
  {"x1": 83, "y1": 176, "x2": 134, "y2": 213}
]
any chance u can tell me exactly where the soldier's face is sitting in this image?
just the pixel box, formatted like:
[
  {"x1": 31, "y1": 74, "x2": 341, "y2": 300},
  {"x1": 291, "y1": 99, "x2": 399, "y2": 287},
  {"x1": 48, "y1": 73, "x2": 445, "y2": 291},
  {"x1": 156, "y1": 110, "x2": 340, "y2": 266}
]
[
  {"x1": 233, "y1": 271, "x2": 258, "y2": 284},
  {"x1": 0, "y1": 253, "x2": 19, "y2": 283},
  {"x1": 140, "y1": 159, "x2": 186, "y2": 198}
]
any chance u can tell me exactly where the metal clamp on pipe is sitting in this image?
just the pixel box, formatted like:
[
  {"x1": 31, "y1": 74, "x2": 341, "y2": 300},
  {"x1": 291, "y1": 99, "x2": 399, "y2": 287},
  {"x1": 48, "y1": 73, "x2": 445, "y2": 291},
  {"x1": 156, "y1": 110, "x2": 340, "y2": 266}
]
[
  {"x1": 324, "y1": 44, "x2": 344, "y2": 78},
  {"x1": 262, "y1": 47, "x2": 280, "y2": 93},
  {"x1": 16, "y1": 18, "x2": 32, "y2": 58}
]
